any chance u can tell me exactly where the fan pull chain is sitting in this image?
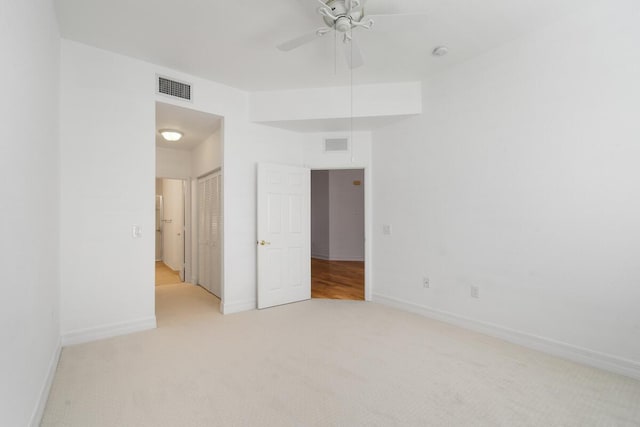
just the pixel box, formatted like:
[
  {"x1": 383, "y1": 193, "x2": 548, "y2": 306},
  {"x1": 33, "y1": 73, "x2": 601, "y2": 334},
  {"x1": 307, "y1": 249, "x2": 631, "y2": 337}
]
[
  {"x1": 350, "y1": 27, "x2": 354, "y2": 163},
  {"x1": 334, "y1": 28, "x2": 337, "y2": 75}
]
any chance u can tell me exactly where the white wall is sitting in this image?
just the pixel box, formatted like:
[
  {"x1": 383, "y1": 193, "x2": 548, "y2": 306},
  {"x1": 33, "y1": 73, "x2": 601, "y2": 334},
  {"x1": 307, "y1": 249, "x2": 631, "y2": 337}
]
[
  {"x1": 303, "y1": 131, "x2": 372, "y2": 169},
  {"x1": 328, "y1": 170, "x2": 365, "y2": 261},
  {"x1": 155, "y1": 179, "x2": 163, "y2": 260},
  {"x1": 0, "y1": 1, "x2": 61, "y2": 425},
  {"x1": 155, "y1": 178, "x2": 163, "y2": 196},
  {"x1": 156, "y1": 147, "x2": 191, "y2": 179},
  {"x1": 191, "y1": 127, "x2": 222, "y2": 178},
  {"x1": 250, "y1": 81, "x2": 422, "y2": 122},
  {"x1": 372, "y1": 2, "x2": 640, "y2": 375},
  {"x1": 59, "y1": 39, "x2": 308, "y2": 337},
  {"x1": 60, "y1": 41, "x2": 156, "y2": 342},
  {"x1": 225, "y1": 122, "x2": 305, "y2": 311},
  {"x1": 161, "y1": 179, "x2": 184, "y2": 272},
  {"x1": 311, "y1": 171, "x2": 330, "y2": 259}
]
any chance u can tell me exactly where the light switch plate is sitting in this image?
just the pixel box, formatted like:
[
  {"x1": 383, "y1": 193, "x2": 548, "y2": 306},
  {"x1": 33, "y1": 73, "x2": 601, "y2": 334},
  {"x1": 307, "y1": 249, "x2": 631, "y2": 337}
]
[{"x1": 132, "y1": 225, "x2": 142, "y2": 238}]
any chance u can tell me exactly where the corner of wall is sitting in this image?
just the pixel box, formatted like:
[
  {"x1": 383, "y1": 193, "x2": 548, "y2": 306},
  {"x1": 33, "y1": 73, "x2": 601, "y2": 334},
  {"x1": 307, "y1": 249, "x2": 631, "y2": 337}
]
[
  {"x1": 29, "y1": 338, "x2": 62, "y2": 427},
  {"x1": 221, "y1": 300, "x2": 256, "y2": 315},
  {"x1": 61, "y1": 316, "x2": 157, "y2": 347}
]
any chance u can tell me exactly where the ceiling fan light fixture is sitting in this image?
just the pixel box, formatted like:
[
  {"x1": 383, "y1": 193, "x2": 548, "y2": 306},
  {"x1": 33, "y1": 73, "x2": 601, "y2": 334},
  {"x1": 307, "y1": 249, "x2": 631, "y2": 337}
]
[
  {"x1": 160, "y1": 129, "x2": 183, "y2": 142},
  {"x1": 432, "y1": 46, "x2": 449, "y2": 57}
]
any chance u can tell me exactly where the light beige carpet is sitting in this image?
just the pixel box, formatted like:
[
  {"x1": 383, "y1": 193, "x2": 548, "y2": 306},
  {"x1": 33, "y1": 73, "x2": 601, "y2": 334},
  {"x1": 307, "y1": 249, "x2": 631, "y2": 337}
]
[
  {"x1": 155, "y1": 261, "x2": 181, "y2": 286},
  {"x1": 42, "y1": 284, "x2": 640, "y2": 426}
]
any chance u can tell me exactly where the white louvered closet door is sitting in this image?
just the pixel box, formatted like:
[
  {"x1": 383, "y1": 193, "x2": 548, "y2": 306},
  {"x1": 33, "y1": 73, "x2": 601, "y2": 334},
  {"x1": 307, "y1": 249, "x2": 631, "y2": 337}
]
[{"x1": 198, "y1": 172, "x2": 221, "y2": 298}]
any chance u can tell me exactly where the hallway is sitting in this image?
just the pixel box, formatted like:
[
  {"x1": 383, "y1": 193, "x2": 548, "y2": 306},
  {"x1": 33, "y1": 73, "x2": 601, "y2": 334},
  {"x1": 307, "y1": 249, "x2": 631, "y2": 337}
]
[
  {"x1": 155, "y1": 261, "x2": 181, "y2": 286},
  {"x1": 311, "y1": 258, "x2": 364, "y2": 300}
]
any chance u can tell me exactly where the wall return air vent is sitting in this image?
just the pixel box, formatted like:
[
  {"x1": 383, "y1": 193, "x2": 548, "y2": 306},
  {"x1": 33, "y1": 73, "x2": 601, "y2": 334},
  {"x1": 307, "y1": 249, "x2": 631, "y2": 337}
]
[
  {"x1": 324, "y1": 137, "x2": 349, "y2": 152},
  {"x1": 157, "y1": 75, "x2": 192, "y2": 101}
]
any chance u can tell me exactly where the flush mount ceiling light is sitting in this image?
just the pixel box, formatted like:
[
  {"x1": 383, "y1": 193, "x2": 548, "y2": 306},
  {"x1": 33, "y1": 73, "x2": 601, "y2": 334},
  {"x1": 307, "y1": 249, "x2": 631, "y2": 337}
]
[
  {"x1": 432, "y1": 46, "x2": 449, "y2": 57},
  {"x1": 159, "y1": 129, "x2": 183, "y2": 142}
]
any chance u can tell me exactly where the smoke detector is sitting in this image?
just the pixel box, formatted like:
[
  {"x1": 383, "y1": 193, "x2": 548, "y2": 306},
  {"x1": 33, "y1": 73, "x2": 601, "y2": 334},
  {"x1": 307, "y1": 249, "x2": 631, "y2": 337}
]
[{"x1": 432, "y1": 46, "x2": 449, "y2": 57}]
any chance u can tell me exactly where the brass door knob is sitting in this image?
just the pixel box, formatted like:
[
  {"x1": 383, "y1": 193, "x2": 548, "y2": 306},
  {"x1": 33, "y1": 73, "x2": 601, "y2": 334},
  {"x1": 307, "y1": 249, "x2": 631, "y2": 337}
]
[{"x1": 257, "y1": 240, "x2": 271, "y2": 246}]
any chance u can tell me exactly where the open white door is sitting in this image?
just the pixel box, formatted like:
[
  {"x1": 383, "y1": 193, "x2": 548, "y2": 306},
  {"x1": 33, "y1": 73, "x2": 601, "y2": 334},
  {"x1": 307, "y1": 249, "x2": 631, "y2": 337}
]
[{"x1": 257, "y1": 163, "x2": 310, "y2": 309}]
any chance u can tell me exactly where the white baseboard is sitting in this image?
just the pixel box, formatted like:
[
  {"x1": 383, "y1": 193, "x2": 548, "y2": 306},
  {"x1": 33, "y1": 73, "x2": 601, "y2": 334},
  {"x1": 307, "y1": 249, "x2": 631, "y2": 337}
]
[
  {"x1": 221, "y1": 299, "x2": 255, "y2": 314},
  {"x1": 373, "y1": 293, "x2": 640, "y2": 380},
  {"x1": 30, "y1": 338, "x2": 62, "y2": 427},
  {"x1": 61, "y1": 316, "x2": 157, "y2": 347},
  {"x1": 329, "y1": 256, "x2": 365, "y2": 262},
  {"x1": 311, "y1": 255, "x2": 365, "y2": 262},
  {"x1": 311, "y1": 253, "x2": 330, "y2": 260}
]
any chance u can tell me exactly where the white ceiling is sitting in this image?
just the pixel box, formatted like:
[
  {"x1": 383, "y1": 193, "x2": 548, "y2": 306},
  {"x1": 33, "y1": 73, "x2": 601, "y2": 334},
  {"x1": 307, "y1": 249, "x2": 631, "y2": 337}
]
[
  {"x1": 55, "y1": 0, "x2": 592, "y2": 92},
  {"x1": 156, "y1": 102, "x2": 222, "y2": 150}
]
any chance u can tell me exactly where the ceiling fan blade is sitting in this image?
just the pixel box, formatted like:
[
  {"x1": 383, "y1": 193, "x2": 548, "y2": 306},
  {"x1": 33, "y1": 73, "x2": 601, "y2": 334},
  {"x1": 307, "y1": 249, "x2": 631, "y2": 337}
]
[
  {"x1": 277, "y1": 30, "x2": 326, "y2": 52},
  {"x1": 344, "y1": 37, "x2": 364, "y2": 69},
  {"x1": 314, "y1": 0, "x2": 329, "y2": 8}
]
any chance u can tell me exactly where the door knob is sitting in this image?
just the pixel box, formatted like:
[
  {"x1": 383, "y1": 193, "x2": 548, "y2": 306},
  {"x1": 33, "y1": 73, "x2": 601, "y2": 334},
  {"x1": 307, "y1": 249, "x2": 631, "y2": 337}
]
[{"x1": 257, "y1": 240, "x2": 271, "y2": 246}]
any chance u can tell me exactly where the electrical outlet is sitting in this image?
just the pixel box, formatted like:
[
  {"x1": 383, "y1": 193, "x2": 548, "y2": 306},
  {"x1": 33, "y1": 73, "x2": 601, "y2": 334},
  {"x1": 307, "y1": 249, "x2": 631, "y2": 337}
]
[
  {"x1": 470, "y1": 285, "x2": 480, "y2": 299},
  {"x1": 423, "y1": 277, "x2": 430, "y2": 288}
]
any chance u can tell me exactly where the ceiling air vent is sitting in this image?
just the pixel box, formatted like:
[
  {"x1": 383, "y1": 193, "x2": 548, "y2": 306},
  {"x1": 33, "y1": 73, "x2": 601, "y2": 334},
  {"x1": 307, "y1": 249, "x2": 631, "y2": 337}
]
[
  {"x1": 157, "y1": 75, "x2": 192, "y2": 101},
  {"x1": 324, "y1": 137, "x2": 349, "y2": 152}
]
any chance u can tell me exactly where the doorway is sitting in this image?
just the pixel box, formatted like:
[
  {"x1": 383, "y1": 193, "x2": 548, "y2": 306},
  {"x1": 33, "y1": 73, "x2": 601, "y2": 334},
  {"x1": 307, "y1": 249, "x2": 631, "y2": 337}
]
[
  {"x1": 310, "y1": 169, "x2": 365, "y2": 300},
  {"x1": 155, "y1": 101, "x2": 224, "y2": 309},
  {"x1": 155, "y1": 178, "x2": 186, "y2": 285}
]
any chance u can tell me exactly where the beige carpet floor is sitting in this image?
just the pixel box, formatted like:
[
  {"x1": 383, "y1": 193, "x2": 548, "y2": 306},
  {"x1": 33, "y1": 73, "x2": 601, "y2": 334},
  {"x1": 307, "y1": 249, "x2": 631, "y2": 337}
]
[
  {"x1": 155, "y1": 261, "x2": 181, "y2": 286},
  {"x1": 42, "y1": 284, "x2": 640, "y2": 426}
]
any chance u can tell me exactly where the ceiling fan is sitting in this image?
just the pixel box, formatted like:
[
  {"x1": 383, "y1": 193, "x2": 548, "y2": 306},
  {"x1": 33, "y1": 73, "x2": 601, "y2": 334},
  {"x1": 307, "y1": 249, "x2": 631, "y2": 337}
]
[{"x1": 277, "y1": 0, "x2": 419, "y2": 69}]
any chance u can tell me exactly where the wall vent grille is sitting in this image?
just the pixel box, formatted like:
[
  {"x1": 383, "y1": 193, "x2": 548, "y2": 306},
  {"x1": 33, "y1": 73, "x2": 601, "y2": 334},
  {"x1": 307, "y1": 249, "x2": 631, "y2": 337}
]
[
  {"x1": 324, "y1": 138, "x2": 349, "y2": 152},
  {"x1": 157, "y1": 76, "x2": 192, "y2": 101}
]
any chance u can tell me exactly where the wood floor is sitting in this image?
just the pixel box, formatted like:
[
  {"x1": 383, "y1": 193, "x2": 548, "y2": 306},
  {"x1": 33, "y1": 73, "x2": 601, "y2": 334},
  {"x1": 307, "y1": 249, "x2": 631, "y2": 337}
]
[
  {"x1": 155, "y1": 261, "x2": 181, "y2": 286},
  {"x1": 157, "y1": 259, "x2": 362, "y2": 296},
  {"x1": 311, "y1": 258, "x2": 364, "y2": 300}
]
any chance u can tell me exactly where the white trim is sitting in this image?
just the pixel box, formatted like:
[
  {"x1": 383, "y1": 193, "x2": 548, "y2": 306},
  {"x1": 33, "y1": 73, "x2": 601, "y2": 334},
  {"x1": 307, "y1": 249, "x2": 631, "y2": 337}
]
[
  {"x1": 29, "y1": 339, "x2": 62, "y2": 427},
  {"x1": 222, "y1": 299, "x2": 256, "y2": 314},
  {"x1": 61, "y1": 316, "x2": 157, "y2": 347},
  {"x1": 319, "y1": 256, "x2": 365, "y2": 262},
  {"x1": 373, "y1": 293, "x2": 640, "y2": 380},
  {"x1": 311, "y1": 253, "x2": 330, "y2": 260}
]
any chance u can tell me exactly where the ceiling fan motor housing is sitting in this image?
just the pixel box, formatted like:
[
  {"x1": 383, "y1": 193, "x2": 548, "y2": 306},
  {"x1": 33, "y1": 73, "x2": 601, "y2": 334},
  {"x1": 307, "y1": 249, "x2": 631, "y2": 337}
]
[{"x1": 322, "y1": 0, "x2": 364, "y2": 32}]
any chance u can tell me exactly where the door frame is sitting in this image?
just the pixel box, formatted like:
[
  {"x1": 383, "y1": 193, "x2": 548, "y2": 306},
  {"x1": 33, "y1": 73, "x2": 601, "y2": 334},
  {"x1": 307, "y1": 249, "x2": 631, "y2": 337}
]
[
  {"x1": 156, "y1": 177, "x2": 190, "y2": 283},
  {"x1": 155, "y1": 194, "x2": 164, "y2": 262},
  {"x1": 154, "y1": 100, "x2": 226, "y2": 314},
  {"x1": 310, "y1": 166, "x2": 372, "y2": 301}
]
